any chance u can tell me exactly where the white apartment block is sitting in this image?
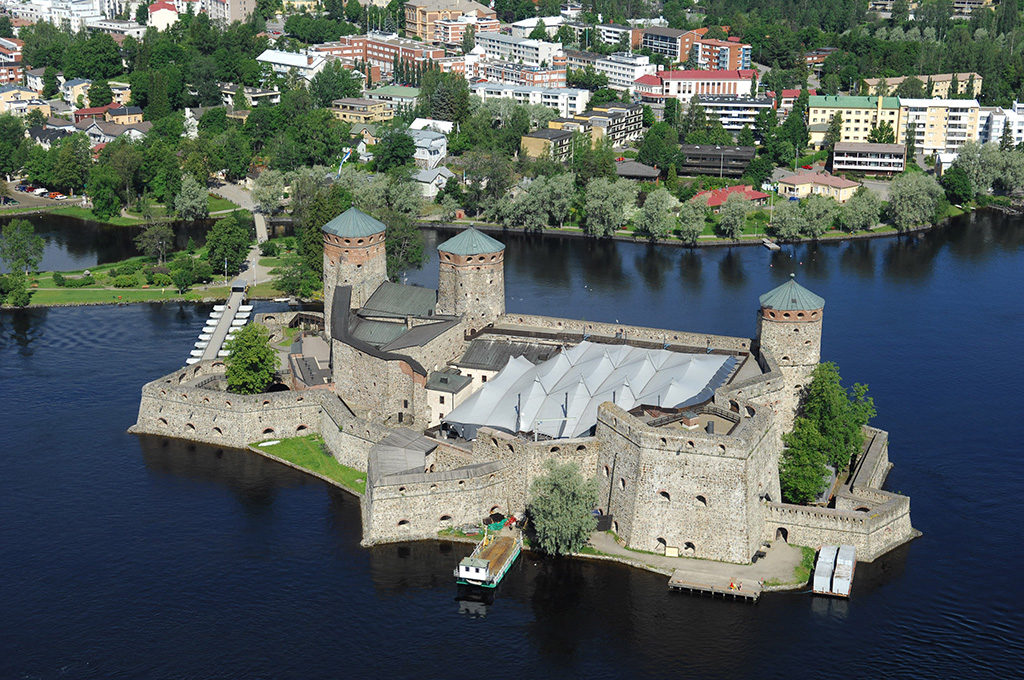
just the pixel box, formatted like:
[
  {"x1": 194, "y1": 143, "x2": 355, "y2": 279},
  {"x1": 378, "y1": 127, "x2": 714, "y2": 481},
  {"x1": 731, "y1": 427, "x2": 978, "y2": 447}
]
[
  {"x1": 257, "y1": 49, "x2": 327, "y2": 82},
  {"x1": 474, "y1": 32, "x2": 564, "y2": 68},
  {"x1": 509, "y1": 16, "x2": 565, "y2": 39},
  {"x1": 978, "y1": 102, "x2": 1024, "y2": 147},
  {"x1": 433, "y1": 14, "x2": 499, "y2": 45},
  {"x1": 595, "y1": 52, "x2": 656, "y2": 92},
  {"x1": 633, "y1": 69, "x2": 758, "y2": 102},
  {"x1": 470, "y1": 82, "x2": 591, "y2": 117},
  {"x1": 696, "y1": 95, "x2": 774, "y2": 134}
]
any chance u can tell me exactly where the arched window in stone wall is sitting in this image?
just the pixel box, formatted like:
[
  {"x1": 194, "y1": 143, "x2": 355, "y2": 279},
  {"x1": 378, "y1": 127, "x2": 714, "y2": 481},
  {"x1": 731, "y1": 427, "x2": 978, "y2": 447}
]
[
  {"x1": 659, "y1": 491, "x2": 671, "y2": 502},
  {"x1": 683, "y1": 542, "x2": 696, "y2": 556},
  {"x1": 186, "y1": 423, "x2": 195, "y2": 431},
  {"x1": 157, "y1": 417, "x2": 168, "y2": 427},
  {"x1": 213, "y1": 427, "x2": 222, "y2": 436},
  {"x1": 440, "y1": 515, "x2": 453, "y2": 524},
  {"x1": 296, "y1": 425, "x2": 308, "y2": 432},
  {"x1": 775, "y1": 527, "x2": 788, "y2": 543},
  {"x1": 262, "y1": 427, "x2": 275, "y2": 435},
  {"x1": 603, "y1": 465, "x2": 610, "y2": 476},
  {"x1": 397, "y1": 519, "x2": 410, "y2": 528},
  {"x1": 619, "y1": 478, "x2": 626, "y2": 490},
  {"x1": 656, "y1": 537, "x2": 667, "y2": 553},
  {"x1": 695, "y1": 495, "x2": 707, "y2": 507}
]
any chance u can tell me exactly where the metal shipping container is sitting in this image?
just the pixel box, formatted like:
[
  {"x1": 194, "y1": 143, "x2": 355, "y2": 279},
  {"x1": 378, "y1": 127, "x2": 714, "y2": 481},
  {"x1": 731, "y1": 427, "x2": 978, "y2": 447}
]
[{"x1": 812, "y1": 546, "x2": 838, "y2": 593}]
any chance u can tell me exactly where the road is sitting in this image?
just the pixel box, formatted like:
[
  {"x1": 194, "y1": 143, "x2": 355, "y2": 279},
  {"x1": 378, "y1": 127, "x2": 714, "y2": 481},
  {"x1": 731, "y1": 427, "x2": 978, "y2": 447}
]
[{"x1": 211, "y1": 181, "x2": 268, "y2": 242}]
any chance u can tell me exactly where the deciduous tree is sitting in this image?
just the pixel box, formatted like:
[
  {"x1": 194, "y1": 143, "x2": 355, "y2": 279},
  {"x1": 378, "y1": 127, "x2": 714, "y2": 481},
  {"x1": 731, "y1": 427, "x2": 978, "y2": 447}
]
[
  {"x1": 224, "y1": 322, "x2": 280, "y2": 394},
  {"x1": 175, "y1": 174, "x2": 210, "y2": 221},
  {"x1": 633, "y1": 188, "x2": 680, "y2": 241},
  {"x1": 887, "y1": 172, "x2": 943, "y2": 230},
  {"x1": 0, "y1": 219, "x2": 44, "y2": 275},
  {"x1": 715, "y1": 193, "x2": 748, "y2": 240},
  {"x1": 527, "y1": 460, "x2": 598, "y2": 556},
  {"x1": 205, "y1": 212, "x2": 251, "y2": 276},
  {"x1": 134, "y1": 223, "x2": 174, "y2": 264}
]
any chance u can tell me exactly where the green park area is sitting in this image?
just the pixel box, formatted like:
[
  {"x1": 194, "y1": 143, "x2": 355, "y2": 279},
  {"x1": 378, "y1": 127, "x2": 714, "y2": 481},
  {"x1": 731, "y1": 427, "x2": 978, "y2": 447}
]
[{"x1": 253, "y1": 435, "x2": 366, "y2": 495}]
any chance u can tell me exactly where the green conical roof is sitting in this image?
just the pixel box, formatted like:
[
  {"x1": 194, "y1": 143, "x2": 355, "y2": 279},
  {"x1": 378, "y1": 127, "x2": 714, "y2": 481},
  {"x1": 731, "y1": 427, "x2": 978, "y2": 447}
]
[
  {"x1": 322, "y1": 207, "x2": 386, "y2": 238},
  {"x1": 759, "y1": 274, "x2": 825, "y2": 311},
  {"x1": 437, "y1": 227, "x2": 505, "y2": 256}
]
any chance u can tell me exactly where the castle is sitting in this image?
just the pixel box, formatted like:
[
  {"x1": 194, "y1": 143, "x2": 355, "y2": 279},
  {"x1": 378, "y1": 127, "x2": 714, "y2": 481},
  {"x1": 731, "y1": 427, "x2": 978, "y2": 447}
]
[{"x1": 132, "y1": 208, "x2": 916, "y2": 564}]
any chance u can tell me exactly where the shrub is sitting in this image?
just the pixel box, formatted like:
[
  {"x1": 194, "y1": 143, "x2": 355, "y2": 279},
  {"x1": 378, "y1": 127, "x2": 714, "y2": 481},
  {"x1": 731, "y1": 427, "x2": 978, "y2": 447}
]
[
  {"x1": 260, "y1": 241, "x2": 280, "y2": 257},
  {"x1": 63, "y1": 275, "x2": 95, "y2": 288},
  {"x1": 112, "y1": 274, "x2": 136, "y2": 288},
  {"x1": 153, "y1": 273, "x2": 173, "y2": 286},
  {"x1": 52, "y1": 272, "x2": 66, "y2": 286}
]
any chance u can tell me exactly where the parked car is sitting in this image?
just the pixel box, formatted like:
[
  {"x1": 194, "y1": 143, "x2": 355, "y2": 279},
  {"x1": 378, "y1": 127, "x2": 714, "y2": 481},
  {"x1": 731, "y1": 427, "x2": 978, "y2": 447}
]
[
  {"x1": 16, "y1": 185, "x2": 30, "y2": 192},
  {"x1": 32, "y1": 188, "x2": 48, "y2": 196},
  {"x1": 48, "y1": 192, "x2": 65, "y2": 200}
]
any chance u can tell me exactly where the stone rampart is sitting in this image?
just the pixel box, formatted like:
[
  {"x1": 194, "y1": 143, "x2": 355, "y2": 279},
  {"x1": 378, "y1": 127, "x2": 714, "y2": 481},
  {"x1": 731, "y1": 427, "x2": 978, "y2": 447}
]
[
  {"x1": 132, "y1": 362, "x2": 322, "y2": 449},
  {"x1": 364, "y1": 460, "x2": 506, "y2": 544},
  {"x1": 495, "y1": 314, "x2": 753, "y2": 353}
]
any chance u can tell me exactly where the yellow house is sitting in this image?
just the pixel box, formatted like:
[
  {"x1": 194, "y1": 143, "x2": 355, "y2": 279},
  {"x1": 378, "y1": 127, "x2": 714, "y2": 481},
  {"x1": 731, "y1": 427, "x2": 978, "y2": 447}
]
[
  {"x1": 778, "y1": 172, "x2": 860, "y2": 203},
  {"x1": 807, "y1": 95, "x2": 902, "y2": 148},
  {"x1": 105, "y1": 106, "x2": 144, "y2": 125},
  {"x1": 0, "y1": 85, "x2": 39, "y2": 111},
  {"x1": 330, "y1": 98, "x2": 394, "y2": 124},
  {"x1": 109, "y1": 81, "x2": 132, "y2": 106}
]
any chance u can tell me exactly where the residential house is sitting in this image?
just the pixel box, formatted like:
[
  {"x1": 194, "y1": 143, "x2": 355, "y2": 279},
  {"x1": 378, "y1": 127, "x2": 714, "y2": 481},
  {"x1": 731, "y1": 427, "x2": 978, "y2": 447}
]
[
  {"x1": 474, "y1": 33, "x2": 565, "y2": 69},
  {"x1": 520, "y1": 127, "x2": 575, "y2": 161},
  {"x1": 614, "y1": 159, "x2": 660, "y2": 181},
  {"x1": 219, "y1": 82, "x2": 281, "y2": 108},
  {"x1": 408, "y1": 128, "x2": 448, "y2": 169},
  {"x1": 147, "y1": 1, "x2": 179, "y2": 31},
  {"x1": 0, "y1": 37, "x2": 24, "y2": 86},
  {"x1": 109, "y1": 81, "x2": 132, "y2": 106},
  {"x1": 25, "y1": 126, "x2": 70, "y2": 150},
  {"x1": 778, "y1": 171, "x2": 860, "y2": 203},
  {"x1": 597, "y1": 24, "x2": 643, "y2": 49},
  {"x1": 410, "y1": 118, "x2": 455, "y2": 134},
  {"x1": 693, "y1": 185, "x2": 768, "y2": 212},
  {"x1": 61, "y1": 78, "x2": 92, "y2": 107},
  {"x1": 74, "y1": 103, "x2": 117, "y2": 123},
  {"x1": 697, "y1": 95, "x2": 774, "y2": 134},
  {"x1": 412, "y1": 166, "x2": 456, "y2": 199},
  {"x1": 106, "y1": 106, "x2": 144, "y2": 125},
  {"x1": 256, "y1": 49, "x2": 326, "y2": 82}
]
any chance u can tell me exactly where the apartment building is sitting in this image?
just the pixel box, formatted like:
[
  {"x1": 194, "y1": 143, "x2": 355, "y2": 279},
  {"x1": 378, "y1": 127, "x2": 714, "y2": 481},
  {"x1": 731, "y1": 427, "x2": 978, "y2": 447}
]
[
  {"x1": 470, "y1": 82, "x2": 591, "y2": 117},
  {"x1": 564, "y1": 49, "x2": 600, "y2": 72},
  {"x1": 109, "y1": 81, "x2": 131, "y2": 105},
  {"x1": 594, "y1": 52, "x2": 656, "y2": 92},
  {"x1": 633, "y1": 69, "x2": 758, "y2": 103},
  {"x1": 831, "y1": 142, "x2": 906, "y2": 176},
  {"x1": 897, "y1": 98, "x2": 980, "y2": 154},
  {"x1": 597, "y1": 24, "x2": 642, "y2": 49},
  {"x1": 364, "y1": 85, "x2": 421, "y2": 112},
  {"x1": 641, "y1": 27, "x2": 687, "y2": 61},
  {"x1": 677, "y1": 144, "x2": 755, "y2": 177},
  {"x1": 767, "y1": 88, "x2": 817, "y2": 120},
  {"x1": 807, "y1": 95, "x2": 901, "y2": 148},
  {"x1": 0, "y1": 37, "x2": 22, "y2": 86},
  {"x1": 61, "y1": 78, "x2": 91, "y2": 106},
  {"x1": 978, "y1": 101, "x2": 1024, "y2": 146},
  {"x1": 219, "y1": 83, "x2": 281, "y2": 108},
  {"x1": 697, "y1": 95, "x2": 774, "y2": 134},
  {"x1": 694, "y1": 38, "x2": 751, "y2": 71},
  {"x1": 474, "y1": 33, "x2": 564, "y2": 69},
  {"x1": 312, "y1": 34, "x2": 446, "y2": 79},
  {"x1": 257, "y1": 49, "x2": 327, "y2": 82},
  {"x1": 521, "y1": 128, "x2": 575, "y2": 161},
  {"x1": 433, "y1": 14, "x2": 499, "y2": 45},
  {"x1": 577, "y1": 103, "x2": 643, "y2": 147},
  {"x1": 863, "y1": 72, "x2": 982, "y2": 99},
  {"x1": 509, "y1": 16, "x2": 566, "y2": 39},
  {"x1": 471, "y1": 60, "x2": 567, "y2": 88},
  {"x1": 330, "y1": 98, "x2": 394, "y2": 124},
  {"x1": 404, "y1": 0, "x2": 496, "y2": 41}
]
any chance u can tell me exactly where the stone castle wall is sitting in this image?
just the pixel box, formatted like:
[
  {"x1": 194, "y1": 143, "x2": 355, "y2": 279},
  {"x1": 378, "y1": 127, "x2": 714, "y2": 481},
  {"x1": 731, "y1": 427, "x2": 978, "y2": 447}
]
[
  {"x1": 132, "y1": 362, "x2": 323, "y2": 449},
  {"x1": 363, "y1": 460, "x2": 506, "y2": 544}
]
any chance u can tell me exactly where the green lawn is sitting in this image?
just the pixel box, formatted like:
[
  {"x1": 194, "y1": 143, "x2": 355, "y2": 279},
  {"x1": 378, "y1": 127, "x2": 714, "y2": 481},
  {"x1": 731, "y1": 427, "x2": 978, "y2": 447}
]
[
  {"x1": 50, "y1": 205, "x2": 140, "y2": 226},
  {"x1": 259, "y1": 256, "x2": 288, "y2": 268},
  {"x1": 253, "y1": 435, "x2": 366, "y2": 494},
  {"x1": 208, "y1": 194, "x2": 239, "y2": 213}
]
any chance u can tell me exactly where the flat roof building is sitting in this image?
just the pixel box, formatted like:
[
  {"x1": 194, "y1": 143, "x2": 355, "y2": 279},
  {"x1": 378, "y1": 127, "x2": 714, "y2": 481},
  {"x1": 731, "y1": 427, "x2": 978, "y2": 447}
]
[
  {"x1": 831, "y1": 142, "x2": 906, "y2": 176},
  {"x1": 677, "y1": 144, "x2": 755, "y2": 178}
]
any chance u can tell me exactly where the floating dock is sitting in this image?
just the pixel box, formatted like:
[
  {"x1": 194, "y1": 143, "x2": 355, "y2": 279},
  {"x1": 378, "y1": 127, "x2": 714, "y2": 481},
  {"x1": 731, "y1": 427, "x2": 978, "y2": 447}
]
[
  {"x1": 186, "y1": 279, "x2": 248, "y2": 365},
  {"x1": 812, "y1": 544, "x2": 856, "y2": 598},
  {"x1": 668, "y1": 570, "x2": 761, "y2": 602},
  {"x1": 455, "y1": 532, "x2": 521, "y2": 588}
]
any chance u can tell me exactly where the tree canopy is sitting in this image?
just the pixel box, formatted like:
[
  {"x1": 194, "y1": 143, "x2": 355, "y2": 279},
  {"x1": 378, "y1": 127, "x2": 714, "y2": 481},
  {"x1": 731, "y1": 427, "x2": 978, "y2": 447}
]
[
  {"x1": 224, "y1": 322, "x2": 280, "y2": 394},
  {"x1": 527, "y1": 460, "x2": 598, "y2": 556}
]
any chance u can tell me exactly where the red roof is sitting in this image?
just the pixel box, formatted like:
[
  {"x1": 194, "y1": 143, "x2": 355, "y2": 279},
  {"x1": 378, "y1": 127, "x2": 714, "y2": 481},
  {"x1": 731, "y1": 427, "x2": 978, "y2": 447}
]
[
  {"x1": 149, "y1": 1, "x2": 177, "y2": 11},
  {"x1": 693, "y1": 185, "x2": 768, "y2": 208},
  {"x1": 657, "y1": 69, "x2": 757, "y2": 81},
  {"x1": 75, "y1": 103, "x2": 116, "y2": 116},
  {"x1": 634, "y1": 74, "x2": 662, "y2": 86}
]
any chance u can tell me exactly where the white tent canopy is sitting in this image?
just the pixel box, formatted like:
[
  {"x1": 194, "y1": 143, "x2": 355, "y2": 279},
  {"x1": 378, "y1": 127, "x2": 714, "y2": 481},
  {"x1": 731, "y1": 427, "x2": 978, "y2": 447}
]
[{"x1": 443, "y1": 341, "x2": 736, "y2": 440}]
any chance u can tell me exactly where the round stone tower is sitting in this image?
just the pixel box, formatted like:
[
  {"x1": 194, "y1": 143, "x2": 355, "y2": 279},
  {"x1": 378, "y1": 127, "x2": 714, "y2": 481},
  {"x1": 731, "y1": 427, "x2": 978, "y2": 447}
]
[
  {"x1": 756, "y1": 274, "x2": 825, "y2": 417},
  {"x1": 435, "y1": 227, "x2": 505, "y2": 325},
  {"x1": 322, "y1": 207, "x2": 388, "y2": 333}
]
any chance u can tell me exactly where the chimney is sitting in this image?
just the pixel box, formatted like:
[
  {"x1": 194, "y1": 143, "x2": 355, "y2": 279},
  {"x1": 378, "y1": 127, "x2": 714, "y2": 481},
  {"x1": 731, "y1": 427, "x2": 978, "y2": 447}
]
[{"x1": 307, "y1": 55, "x2": 313, "y2": 65}]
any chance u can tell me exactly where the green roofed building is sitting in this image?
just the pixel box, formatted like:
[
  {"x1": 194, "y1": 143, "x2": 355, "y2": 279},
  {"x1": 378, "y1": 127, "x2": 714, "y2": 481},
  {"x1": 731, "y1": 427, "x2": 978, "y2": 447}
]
[
  {"x1": 808, "y1": 95, "x2": 902, "y2": 149},
  {"x1": 759, "y1": 273, "x2": 825, "y2": 311},
  {"x1": 322, "y1": 207, "x2": 387, "y2": 238},
  {"x1": 437, "y1": 227, "x2": 505, "y2": 256},
  {"x1": 365, "y1": 85, "x2": 421, "y2": 111}
]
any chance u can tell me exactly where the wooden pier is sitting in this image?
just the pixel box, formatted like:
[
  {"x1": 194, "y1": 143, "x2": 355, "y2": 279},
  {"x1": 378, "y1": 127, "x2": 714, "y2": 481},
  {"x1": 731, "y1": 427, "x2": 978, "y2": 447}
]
[{"x1": 667, "y1": 569, "x2": 761, "y2": 602}]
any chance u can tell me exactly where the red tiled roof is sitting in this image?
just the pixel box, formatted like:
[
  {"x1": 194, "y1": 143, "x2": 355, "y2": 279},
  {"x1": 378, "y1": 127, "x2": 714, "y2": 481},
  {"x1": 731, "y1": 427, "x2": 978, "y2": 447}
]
[
  {"x1": 75, "y1": 103, "x2": 116, "y2": 116},
  {"x1": 694, "y1": 185, "x2": 768, "y2": 208},
  {"x1": 634, "y1": 74, "x2": 662, "y2": 86},
  {"x1": 767, "y1": 89, "x2": 817, "y2": 99},
  {"x1": 149, "y1": 1, "x2": 177, "y2": 12},
  {"x1": 657, "y1": 69, "x2": 757, "y2": 81}
]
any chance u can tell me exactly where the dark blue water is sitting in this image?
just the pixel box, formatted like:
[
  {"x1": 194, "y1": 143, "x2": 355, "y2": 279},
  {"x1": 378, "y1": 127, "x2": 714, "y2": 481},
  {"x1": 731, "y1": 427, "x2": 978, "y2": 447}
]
[{"x1": 2, "y1": 212, "x2": 1023, "y2": 678}]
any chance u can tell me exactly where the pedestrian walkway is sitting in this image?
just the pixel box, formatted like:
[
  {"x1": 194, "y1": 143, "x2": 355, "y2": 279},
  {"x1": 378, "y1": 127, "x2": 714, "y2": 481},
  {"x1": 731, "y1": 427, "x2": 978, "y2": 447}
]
[{"x1": 200, "y1": 289, "x2": 246, "y2": 362}]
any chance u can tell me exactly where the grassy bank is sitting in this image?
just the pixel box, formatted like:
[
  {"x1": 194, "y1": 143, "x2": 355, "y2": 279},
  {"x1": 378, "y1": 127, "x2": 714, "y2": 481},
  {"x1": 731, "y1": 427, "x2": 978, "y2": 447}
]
[
  {"x1": 49, "y1": 205, "x2": 141, "y2": 226},
  {"x1": 253, "y1": 435, "x2": 366, "y2": 494}
]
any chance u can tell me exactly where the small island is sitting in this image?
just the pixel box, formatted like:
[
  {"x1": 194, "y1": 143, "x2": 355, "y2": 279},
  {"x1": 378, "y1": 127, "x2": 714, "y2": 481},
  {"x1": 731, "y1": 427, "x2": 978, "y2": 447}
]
[{"x1": 131, "y1": 209, "x2": 917, "y2": 590}]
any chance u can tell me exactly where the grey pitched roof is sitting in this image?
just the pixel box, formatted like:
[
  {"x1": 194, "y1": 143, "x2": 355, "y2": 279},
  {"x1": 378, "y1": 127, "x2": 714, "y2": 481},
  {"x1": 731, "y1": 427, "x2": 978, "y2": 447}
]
[
  {"x1": 437, "y1": 228, "x2": 504, "y2": 256},
  {"x1": 361, "y1": 281, "x2": 436, "y2": 318},
  {"x1": 368, "y1": 428, "x2": 438, "y2": 481},
  {"x1": 759, "y1": 274, "x2": 825, "y2": 311},
  {"x1": 349, "y1": 317, "x2": 409, "y2": 347},
  {"x1": 456, "y1": 338, "x2": 561, "y2": 372},
  {"x1": 380, "y1": 319, "x2": 459, "y2": 351},
  {"x1": 322, "y1": 207, "x2": 386, "y2": 238},
  {"x1": 425, "y1": 369, "x2": 473, "y2": 393}
]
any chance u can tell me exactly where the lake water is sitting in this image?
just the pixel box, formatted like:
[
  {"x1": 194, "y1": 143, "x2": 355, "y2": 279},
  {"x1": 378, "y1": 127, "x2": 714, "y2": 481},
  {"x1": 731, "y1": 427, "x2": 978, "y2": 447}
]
[
  {"x1": 2, "y1": 212, "x2": 1023, "y2": 678},
  {"x1": 0, "y1": 214, "x2": 210, "y2": 274}
]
